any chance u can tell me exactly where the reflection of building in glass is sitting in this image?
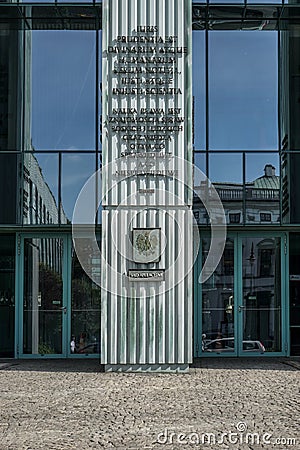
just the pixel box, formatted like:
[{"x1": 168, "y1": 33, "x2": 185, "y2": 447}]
[
  {"x1": 194, "y1": 165, "x2": 280, "y2": 225},
  {"x1": 0, "y1": 15, "x2": 31, "y2": 224},
  {"x1": 23, "y1": 152, "x2": 68, "y2": 225}
]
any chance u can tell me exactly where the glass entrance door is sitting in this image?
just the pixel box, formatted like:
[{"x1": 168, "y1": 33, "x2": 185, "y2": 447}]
[
  {"x1": 199, "y1": 234, "x2": 286, "y2": 356},
  {"x1": 69, "y1": 239, "x2": 101, "y2": 356},
  {"x1": 18, "y1": 234, "x2": 101, "y2": 358},
  {"x1": 239, "y1": 236, "x2": 282, "y2": 355},
  {"x1": 21, "y1": 236, "x2": 67, "y2": 356},
  {"x1": 201, "y1": 237, "x2": 237, "y2": 355}
]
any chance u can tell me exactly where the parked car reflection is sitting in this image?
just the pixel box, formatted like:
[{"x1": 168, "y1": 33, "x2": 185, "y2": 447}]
[{"x1": 203, "y1": 337, "x2": 265, "y2": 353}]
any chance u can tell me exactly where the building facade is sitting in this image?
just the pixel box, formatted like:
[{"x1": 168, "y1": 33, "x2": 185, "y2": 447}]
[{"x1": 0, "y1": 0, "x2": 300, "y2": 370}]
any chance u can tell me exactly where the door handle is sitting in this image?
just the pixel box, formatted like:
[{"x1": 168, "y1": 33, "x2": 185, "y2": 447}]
[
  {"x1": 238, "y1": 305, "x2": 245, "y2": 312},
  {"x1": 60, "y1": 306, "x2": 67, "y2": 314}
]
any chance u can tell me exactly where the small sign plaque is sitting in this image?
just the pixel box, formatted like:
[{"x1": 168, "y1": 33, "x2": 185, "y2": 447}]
[{"x1": 128, "y1": 269, "x2": 165, "y2": 281}]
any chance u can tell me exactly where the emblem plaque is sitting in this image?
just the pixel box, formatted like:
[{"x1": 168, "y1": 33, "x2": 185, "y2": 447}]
[{"x1": 132, "y1": 228, "x2": 161, "y2": 263}]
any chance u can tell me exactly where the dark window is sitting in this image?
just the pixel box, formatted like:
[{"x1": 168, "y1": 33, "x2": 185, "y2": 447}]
[
  {"x1": 223, "y1": 248, "x2": 234, "y2": 276},
  {"x1": 259, "y1": 249, "x2": 273, "y2": 277},
  {"x1": 260, "y1": 213, "x2": 272, "y2": 222},
  {"x1": 229, "y1": 213, "x2": 241, "y2": 224}
]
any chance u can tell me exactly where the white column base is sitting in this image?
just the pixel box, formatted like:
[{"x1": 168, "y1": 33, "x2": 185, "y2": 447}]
[{"x1": 104, "y1": 364, "x2": 189, "y2": 373}]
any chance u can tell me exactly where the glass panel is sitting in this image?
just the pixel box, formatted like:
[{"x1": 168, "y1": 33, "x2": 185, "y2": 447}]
[
  {"x1": 241, "y1": 237, "x2": 281, "y2": 353},
  {"x1": 245, "y1": 153, "x2": 280, "y2": 225},
  {"x1": 23, "y1": 238, "x2": 64, "y2": 355},
  {"x1": 287, "y1": 233, "x2": 300, "y2": 354},
  {"x1": 202, "y1": 238, "x2": 235, "y2": 353},
  {"x1": 0, "y1": 29, "x2": 23, "y2": 151},
  {"x1": 209, "y1": 153, "x2": 243, "y2": 225},
  {"x1": 280, "y1": 21, "x2": 300, "y2": 157},
  {"x1": 62, "y1": 153, "x2": 96, "y2": 223},
  {"x1": 23, "y1": 153, "x2": 59, "y2": 225},
  {"x1": 0, "y1": 236, "x2": 15, "y2": 357},
  {"x1": 194, "y1": 152, "x2": 206, "y2": 175},
  {"x1": 209, "y1": 0, "x2": 244, "y2": 4},
  {"x1": 193, "y1": 153, "x2": 207, "y2": 225},
  {"x1": 0, "y1": 153, "x2": 21, "y2": 224},
  {"x1": 71, "y1": 240, "x2": 101, "y2": 355},
  {"x1": 31, "y1": 31, "x2": 96, "y2": 150},
  {"x1": 209, "y1": 31, "x2": 278, "y2": 150},
  {"x1": 290, "y1": 328, "x2": 300, "y2": 356},
  {"x1": 280, "y1": 15, "x2": 300, "y2": 226},
  {"x1": 192, "y1": 32, "x2": 206, "y2": 150},
  {"x1": 60, "y1": 0, "x2": 92, "y2": 2},
  {"x1": 247, "y1": 0, "x2": 281, "y2": 4},
  {"x1": 282, "y1": 153, "x2": 300, "y2": 224},
  {"x1": 23, "y1": 0, "x2": 55, "y2": 2}
]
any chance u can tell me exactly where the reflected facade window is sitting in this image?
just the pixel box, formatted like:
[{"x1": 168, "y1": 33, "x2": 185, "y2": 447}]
[{"x1": 23, "y1": 153, "x2": 63, "y2": 225}]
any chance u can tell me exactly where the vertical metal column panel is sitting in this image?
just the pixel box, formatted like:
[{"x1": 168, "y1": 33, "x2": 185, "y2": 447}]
[{"x1": 102, "y1": 0, "x2": 193, "y2": 371}]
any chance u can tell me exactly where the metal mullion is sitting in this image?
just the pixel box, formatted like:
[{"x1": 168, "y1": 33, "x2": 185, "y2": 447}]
[
  {"x1": 20, "y1": 26, "x2": 27, "y2": 225},
  {"x1": 205, "y1": 27, "x2": 209, "y2": 227},
  {"x1": 278, "y1": 18, "x2": 283, "y2": 226},
  {"x1": 96, "y1": 29, "x2": 99, "y2": 226},
  {"x1": 58, "y1": 152, "x2": 62, "y2": 225},
  {"x1": 243, "y1": 152, "x2": 246, "y2": 227},
  {"x1": 18, "y1": 5, "x2": 31, "y2": 31},
  {"x1": 22, "y1": 28, "x2": 26, "y2": 152},
  {"x1": 96, "y1": 29, "x2": 99, "y2": 156},
  {"x1": 235, "y1": 234, "x2": 240, "y2": 356}
]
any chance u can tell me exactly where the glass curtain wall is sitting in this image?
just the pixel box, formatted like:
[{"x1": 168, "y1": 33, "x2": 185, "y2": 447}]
[{"x1": 193, "y1": 25, "x2": 280, "y2": 227}]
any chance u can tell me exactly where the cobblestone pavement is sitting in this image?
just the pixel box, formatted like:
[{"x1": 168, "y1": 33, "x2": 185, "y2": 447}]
[{"x1": 0, "y1": 358, "x2": 299, "y2": 450}]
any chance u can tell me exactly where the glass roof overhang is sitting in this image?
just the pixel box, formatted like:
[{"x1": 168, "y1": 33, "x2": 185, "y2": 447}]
[{"x1": 0, "y1": 3, "x2": 299, "y2": 30}]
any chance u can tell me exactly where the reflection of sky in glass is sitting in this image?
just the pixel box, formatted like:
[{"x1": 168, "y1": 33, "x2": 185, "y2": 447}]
[
  {"x1": 209, "y1": 153, "x2": 243, "y2": 184},
  {"x1": 194, "y1": 153, "x2": 206, "y2": 175},
  {"x1": 32, "y1": 31, "x2": 96, "y2": 151},
  {"x1": 62, "y1": 154, "x2": 96, "y2": 221},
  {"x1": 192, "y1": 32, "x2": 205, "y2": 150},
  {"x1": 209, "y1": 31, "x2": 278, "y2": 151}
]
